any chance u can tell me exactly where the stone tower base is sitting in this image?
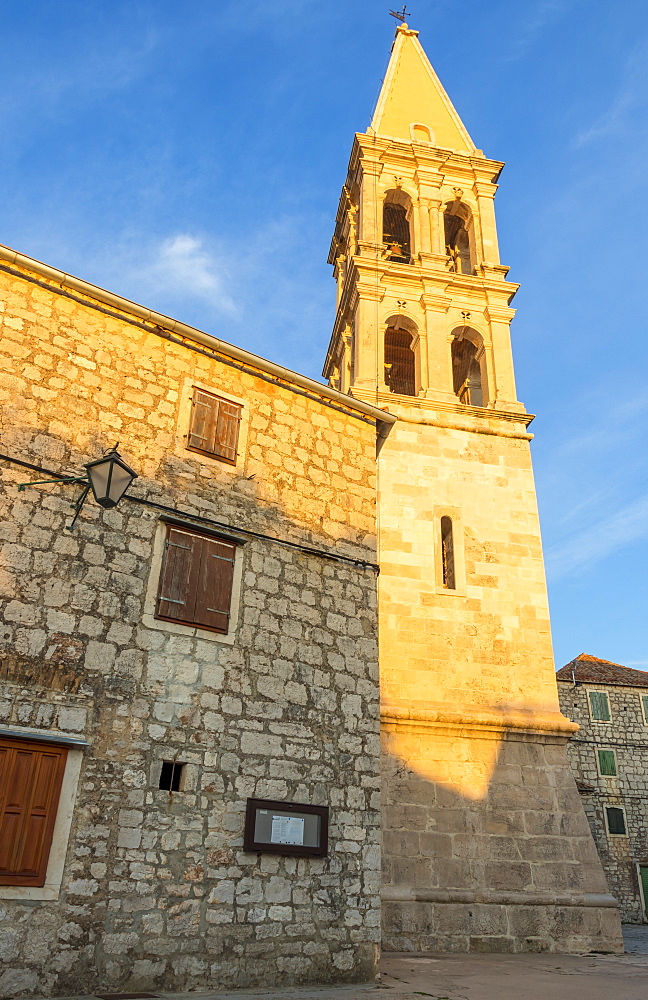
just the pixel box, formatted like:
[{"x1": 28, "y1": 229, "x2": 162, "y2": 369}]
[{"x1": 381, "y1": 716, "x2": 624, "y2": 954}]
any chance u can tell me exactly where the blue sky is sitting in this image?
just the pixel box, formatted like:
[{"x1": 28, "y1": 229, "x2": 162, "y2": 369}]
[{"x1": 1, "y1": 0, "x2": 647, "y2": 671}]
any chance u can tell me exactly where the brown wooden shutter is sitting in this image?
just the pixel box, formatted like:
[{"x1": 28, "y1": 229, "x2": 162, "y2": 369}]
[
  {"x1": 213, "y1": 400, "x2": 242, "y2": 464},
  {"x1": 156, "y1": 527, "x2": 200, "y2": 624},
  {"x1": 194, "y1": 537, "x2": 236, "y2": 633},
  {"x1": 0, "y1": 738, "x2": 67, "y2": 887},
  {"x1": 188, "y1": 389, "x2": 218, "y2": 454},
  {"x1": 187, "y1": 388, "x2": 241, "y2": 464}
]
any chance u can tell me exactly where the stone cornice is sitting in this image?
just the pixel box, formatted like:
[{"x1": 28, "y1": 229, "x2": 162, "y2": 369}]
[
  {"x1": 351, "y1": 388, "x2": 534, "y2": 433},
  {"x1": 381, "y1": 887, "x2": 618, "y2": 909},
  {"x1": 380, "y1": 704, "x2": 578, "y2": 738}
]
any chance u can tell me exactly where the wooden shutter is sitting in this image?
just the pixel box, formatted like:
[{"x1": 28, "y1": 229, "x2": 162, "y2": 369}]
[
  {"x1": 156, "y1": 527, "x2": 200, "y2": 624},
  {"x1": 213, "y1": 400, "x2": 242, "y2": 464},
  {"x1": 194, "y1": 537, "x2": 236, "y2": 633},
  {"x1": 641, "y1": 694, "x2": 648, "y2": 724},
  {"x1": 156, "y1": 525, "x2": 236, "y2": 634},
  {"x1": 0, "y1": 738, "x2": 67, "y2": 887},
  {"x1": 640, "y1": 866, "x2": 648, "y2": 915},
  {"x1": 598, "y1": 749, "x2": 617, "y2": 776},
  {"x1": 589, "y1": 691, "x2": 611, "y2": 721},
  {"x1": 187, "y1": 388, "x2": 242, "y2": 465},
  {"x1": 606, "y1": 807, "x2": 626, "y2": 835},
  {"x1": 188, "y1": 389, "x2": 218, "y2": 454}
]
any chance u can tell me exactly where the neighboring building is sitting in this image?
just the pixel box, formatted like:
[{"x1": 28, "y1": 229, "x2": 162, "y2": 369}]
[
  {"x1": 324, "y1": 23, "x2": 621, "y2": 954},
  {"x1": 0, "y1": 19, "x2": 623, "y2": 1000},
  {"x1": 557, "y1": 653, "x2": 648, "y2": 924},
  {"x1": 0, "y1": 247, "x2": 392, "y2": 996}
]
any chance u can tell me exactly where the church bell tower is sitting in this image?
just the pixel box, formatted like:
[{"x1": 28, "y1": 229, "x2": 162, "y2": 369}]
[{"x1": 323, "y1": 22, "x2": 622, "y2": 954}]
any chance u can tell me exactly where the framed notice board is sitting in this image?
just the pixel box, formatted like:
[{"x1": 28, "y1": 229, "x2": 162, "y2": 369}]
[{"x1": 243, "y1": 798, "x2": 329, "y2": 857}]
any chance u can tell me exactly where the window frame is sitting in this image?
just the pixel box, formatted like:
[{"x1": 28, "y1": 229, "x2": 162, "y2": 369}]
[
  {"x1": 154, "y1": 523, "x2": 239, "y2": 635},
  {"x1": 596, "y1": 747, "x2": 618, "y2": 777},
  {"x1": 186, "y1": 386, "x2": 243, "y2": 465},
  {"x1": 587, "y1": 689, "x2": 612, "y2": 723},
  {"x1": 640, "y1": 693, "x2": 648, "y2": 726},
  {"x1": 0, "y1": 736, "x2": 68, "y2": 888},
  {"x1": 433, "y1": 506, "x2": 466, "y2": 596},
  {"x1": 175, "y1": 379, "x2": 249, "y2": 475},
  {"x1": 605, "y1": 805, "x2": 627, "y2": 837}
]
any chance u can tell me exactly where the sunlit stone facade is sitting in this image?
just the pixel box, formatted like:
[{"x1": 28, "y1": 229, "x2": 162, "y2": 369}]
[{"x1": 323, "y1": 23, "x2": 622, "y2": 954}]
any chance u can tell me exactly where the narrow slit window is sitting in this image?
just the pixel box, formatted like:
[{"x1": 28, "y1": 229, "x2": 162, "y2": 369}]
[
  {"x1": 441, "y1": 516, "x2": 456, "y2": 590},
  {"x1": 605, "y1": 806, "x2": 626, "y2": 835},
  {"x1": 588, "y1": 691, "x2": 611, "y2": 722},
  {"x1": 598, "y1": 749, "x2": 617, "y2": 776},
  {"x1": 159, "y1": 761, "x2": 184, "y2": 792}
]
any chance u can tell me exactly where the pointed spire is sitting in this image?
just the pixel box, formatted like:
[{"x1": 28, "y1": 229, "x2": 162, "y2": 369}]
[{"x1": 370, "y1": 24, "x2": 476, "y2": 154}]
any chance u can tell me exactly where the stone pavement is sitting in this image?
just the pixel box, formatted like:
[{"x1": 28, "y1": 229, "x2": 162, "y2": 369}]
[{"x1": 35, "y1": 929, "x2": 648, "y2": 1000}]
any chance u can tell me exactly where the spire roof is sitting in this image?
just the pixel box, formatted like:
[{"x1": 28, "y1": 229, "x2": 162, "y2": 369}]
[{"x1": 370, "y1": 25, "x2": 476, "y2": 154}]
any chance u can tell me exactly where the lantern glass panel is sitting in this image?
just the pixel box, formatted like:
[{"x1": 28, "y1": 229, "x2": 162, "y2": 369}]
[
  {"x1": 86, "y1": 452, "x2": 136, "y2": 509},
  {"x1": 107, "y1": 462, "x2": 134, "y2": 505}
]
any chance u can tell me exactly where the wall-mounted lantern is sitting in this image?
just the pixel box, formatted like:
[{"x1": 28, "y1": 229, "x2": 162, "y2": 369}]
[{"x1": 19, "y1": 444, "x2": 137, "y2": 529}]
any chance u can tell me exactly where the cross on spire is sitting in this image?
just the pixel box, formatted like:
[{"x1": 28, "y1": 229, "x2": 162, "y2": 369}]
[{"x1": 389, "y1": 6, "x2": 412, "y2": 24}]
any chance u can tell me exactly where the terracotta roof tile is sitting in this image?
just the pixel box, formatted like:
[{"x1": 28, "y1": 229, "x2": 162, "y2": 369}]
[{"x1": 556, "y1": 653, "x2": 648, "y2": 689}]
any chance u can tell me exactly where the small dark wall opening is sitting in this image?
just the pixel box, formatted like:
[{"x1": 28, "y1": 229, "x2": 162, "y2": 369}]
[
  {"x1": 159, "y1": 761, "x2": 184, "y2": 791},
  {"x1": 385, "y1": 327, "x2": 416, "y2": 396},
  {"x1": 452, "y1": 338, "x2": 483, "y2": 407},
  {"x1": 444, "y1": 210, "x2": 473, "y2": 275},
  {"x1": 441, "y1": 516, "x2": 455, "y2": 590},
  {"x1": 383, "y1": 203, "x2": 411, "y2": 263}
]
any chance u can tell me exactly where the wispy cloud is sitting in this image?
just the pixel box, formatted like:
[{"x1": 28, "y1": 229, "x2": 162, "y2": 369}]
[
  {"x1": 506, "y1": 0, "x2": 576, "y2": 60},
  {"x1": 573, "y1": 38, "x2": 648, "y2": 146},
  {"x1": 137, "y1": 234, "x2": 238, "y2": 317},
  {"x1": 546, "y1": 493, "x2": 648, "y2": 580}
]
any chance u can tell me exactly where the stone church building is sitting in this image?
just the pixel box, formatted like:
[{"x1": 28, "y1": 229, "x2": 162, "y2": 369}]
[{"x1": 0, "y1": 21, "x2": 622, "y2": 1000}]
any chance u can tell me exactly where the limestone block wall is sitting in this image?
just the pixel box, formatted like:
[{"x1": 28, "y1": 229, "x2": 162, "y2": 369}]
[
  {"x1": 378, "y1": 406, "x2": 557, "y2": 720},
  {"x1": 376, "y1": 404, "x2": 622, "y2": 953},
  {"x1": 381, "y1": 727, "x2": 619, "y2": 952},
  {"x1": 0, "y1": 261, "x2": 382, "y2": 997},
  {"x1": 558, "y1": 681, "x2": 648, "y2": 923}
]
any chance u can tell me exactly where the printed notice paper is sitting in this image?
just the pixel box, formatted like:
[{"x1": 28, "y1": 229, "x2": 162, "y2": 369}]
[{"x1": 270, "y1": 815, "x2": 305, "y2": 845}]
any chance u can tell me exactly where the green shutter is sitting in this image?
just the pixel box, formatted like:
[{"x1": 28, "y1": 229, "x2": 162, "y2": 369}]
[
  {"x1": 606, "y1": 807, "x2": 626, "y2": 835},
  {"x1": 640, "y1": 866, "x2": 648, "y2": 915},
  {"x1": 598, "y1": 749, "x2": 617, "y2": 776},
  {"x1": 641, "y1": 695, "x2": 648, "y2": 724},
  {"x1": 589, "y1": 691, "x2": 611, "y2": 721}
]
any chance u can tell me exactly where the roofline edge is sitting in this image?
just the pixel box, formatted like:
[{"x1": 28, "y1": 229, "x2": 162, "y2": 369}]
[{"x1": 0, "y1": 243, "x2": 397, "y2": 427}]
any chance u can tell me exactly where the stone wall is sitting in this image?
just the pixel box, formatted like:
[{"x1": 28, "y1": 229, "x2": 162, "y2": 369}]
[
  {"x1": 0, "y1": 260, "x2": 382, "y2": 997},
  {"x1": 558, "y1": 680, "x2": 648, "y2": 923},
  {"x1": 376, "y1": 405, "x2": 623, "y2": 954}
]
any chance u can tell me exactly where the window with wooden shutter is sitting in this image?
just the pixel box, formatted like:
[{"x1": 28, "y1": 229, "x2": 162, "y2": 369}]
[
  {"x1": 155, "y1": 524, "x2": 237, "y2": 633},
  {"x1": 0, "y1": 737, "x2": 68, "y2": 887},
  {"x1": 605, "y1": 806, "x2": 626, "y2": 835},
  {"x1": 641, "y1": 694, "x2": 648, "y2": 725},
  {"x1": 598, "y1": 749, "x2": 617, "y2": 776},
  {"x1": 187, "y1": 388, "x2": 242, "y2": 465},
  {"x1": 589, "y1": 691, "x2": 611, "y2": 722}
]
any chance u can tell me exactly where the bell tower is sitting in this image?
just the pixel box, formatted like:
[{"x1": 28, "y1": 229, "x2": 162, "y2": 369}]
[{"x1": 324, "y1": 23, "x2": 622, "y2": 954}]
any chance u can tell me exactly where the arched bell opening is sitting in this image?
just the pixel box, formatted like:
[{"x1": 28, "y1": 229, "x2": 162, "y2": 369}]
[
  {"x1": 444, "y1": 199, "x2": 475, "y2": 275},
  {"x1": 383, "y1": 189, "x2": 413, "y2": 264},
  {"x1": 451, "y1": 326, "x2": 487, "y2": 407},
  {"x1": 384, "y1": 316, "x2": 418, "y2": 397}
]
